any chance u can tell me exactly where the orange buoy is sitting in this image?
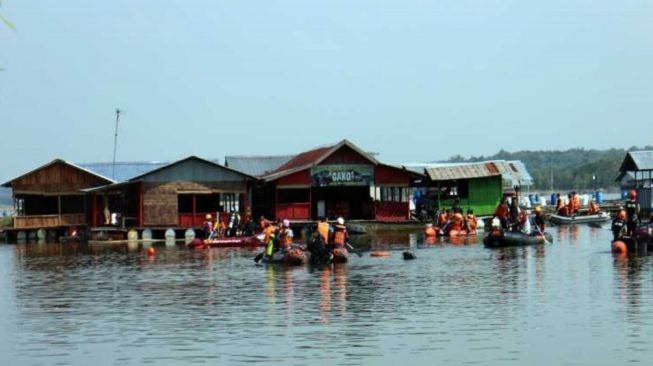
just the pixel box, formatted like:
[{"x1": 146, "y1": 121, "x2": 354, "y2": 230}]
[
  {"x1": 370, "y1": 251, "x2": 390, "y2": 257},
  {"x1": 147, "y1": 247, "x2": 156, "y2": 256},
  {"x1": 611, "y1": 241, "x2": 627, "y2": 254},
  {"x1": 425, "y1": 226, "x2": 436, "y2": 237}
]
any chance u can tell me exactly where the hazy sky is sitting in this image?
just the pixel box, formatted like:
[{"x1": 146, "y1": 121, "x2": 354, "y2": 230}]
[{"x1": 1, "y1": 0, "x2": 652, "y2": 182}]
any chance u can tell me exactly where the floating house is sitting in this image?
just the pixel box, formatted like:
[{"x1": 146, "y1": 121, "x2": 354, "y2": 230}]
[
  {"x1": 1, "y1": 159, "x2": 114, "y2": 232},
  {"x1": 407, "y1": 160, "x2": 533, "y2": 216},
  {"x1": 83, "y1": 156, "x2": 257, "y2": 230},
  {"x1": 618, "y1": 151, "x2": 653, "y2": 214},
  {"x1": 251, "y1": 140, "x2": 420, "y2": 222}
]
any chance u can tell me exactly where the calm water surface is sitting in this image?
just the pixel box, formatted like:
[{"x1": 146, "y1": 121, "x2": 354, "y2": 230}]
[{"x1": 1, "y1": 226, "x2": 653, "y2": 366}]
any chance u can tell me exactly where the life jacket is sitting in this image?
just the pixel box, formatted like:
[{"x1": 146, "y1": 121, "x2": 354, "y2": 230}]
[
  {"x1": 572, "y1": 195, "x2": 580, "y2": 212},
  {"x1": 466, "y1": 214, "x2": 477, "y2": 231},
  {"x1": 264, "y1": 225, "x2": 277, "y2": 245},
  {"x1": 317, "y1": 222, "x2": 330, "y2": 243},
  {"x1": 450, "y1": 213, "x2": 464, "y2": 231},
  {"x1": 589, "y1": 202, "x2": 599, "y2": 215},
  {"x1": 437, "y1": 213, "x2": 449, "y2": 228},
  {"x1": 278, "y1": 227, "x2": 293, "y2": 249},
  {"x1": 555, "y1": 198, "x2": 564, "y2": 211},
  {"x1": 333, "y1": 224, "x2": 348, "y2": 247},
  {"x1": 495, "y1": 204, "x2": 509, "y2": 219},
  {"x1": 625, "y1": 200, "x2": 639, "y2": 221}
]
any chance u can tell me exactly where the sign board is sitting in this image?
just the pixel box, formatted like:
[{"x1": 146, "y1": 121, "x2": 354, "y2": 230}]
[{"x1": 311, "y1": 165, "x2": 374, "y2": 187}]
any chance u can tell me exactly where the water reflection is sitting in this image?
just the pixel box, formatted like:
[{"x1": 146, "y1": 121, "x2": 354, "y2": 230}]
[{"x1": 2, "y1": 226, "x2": 653, "y2": 365}]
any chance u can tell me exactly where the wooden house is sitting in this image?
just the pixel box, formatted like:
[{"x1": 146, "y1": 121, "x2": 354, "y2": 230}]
[
  {"x1": 1, "y1": 159, "x2": 114, "y2": 230},
  {"x1": 618, "y1": 151, "x2": 653, "y2": 215},
  {"x1": 84, "y1": 156, "x2": 257, "y2": 228}
]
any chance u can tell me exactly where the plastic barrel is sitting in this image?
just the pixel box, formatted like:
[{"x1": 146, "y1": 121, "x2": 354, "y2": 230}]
[
  {"x1": 550, "y1": 194, "x2": 557, "y2": 206},
  {"x1": 528, "y1": 194, "x2": 534, "y2": 206},
  {"x1": 596, "y1": 191, "x2": 604, "y2": 204}
]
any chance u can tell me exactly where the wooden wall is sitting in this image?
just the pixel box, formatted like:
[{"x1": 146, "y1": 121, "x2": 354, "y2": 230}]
[
  {"x1": 142, "y1": 181, "x2": 248, "y2": 226},
  {"x1": 9, "y1": 162, "x2": 111, "y2": 194}
]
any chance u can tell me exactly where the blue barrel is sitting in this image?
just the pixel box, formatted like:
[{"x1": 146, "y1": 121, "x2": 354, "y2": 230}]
[
  {"x1": 622, "y1": 190, "x2": 629, "y2": 199},
  {"x1": 595, "y1": 191, "x2": 604, "y2": 204},
  {"x1": 528, "y1": 194, "x2": 535, "y2": 205},
  {"x1": 550, "y1": 193, "x2": 558, "y2": 206},
  {"x1": 534, "y1": 194, "x2": 540, "y2": 204}
]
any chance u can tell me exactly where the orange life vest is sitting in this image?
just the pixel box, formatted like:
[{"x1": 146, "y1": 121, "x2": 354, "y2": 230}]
[
  {"x1": 466, "y1": 214, "x2": 477, "y2": 231},
  {"x1": 589, "y1": 202, "x2": 600, "y2": 215},
  {"x1": 450, "y1": 213, "x2": 464, "y2": 231},
  {"x1": 572, "y1": 195, "x2": 580, "y2": 212},
  {"x1": 317, "y1": 222, "x2": 330, "y2": 243},
  {"x1": 437, "y1": 213, "x2": 449, "y2": 228},
  {"x1": 278, "y1": 228, "x2": 293, "y2": 249},
  {"x1": 264, "y1": 225, "x2": 277, "y2": 244},
  {"x1": 495, "y1": 204, "x2": 509, "y2": 219},
  {"x1": 333, "y1": 224, "x2": 348, "y2": 247}
]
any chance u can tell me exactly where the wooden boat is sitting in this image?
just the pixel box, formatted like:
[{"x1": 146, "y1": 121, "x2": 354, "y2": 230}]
[
  {"x1": 187, "y1": 235, "x2": 264, "y2": 248},
  {"x1": 261, "y1": 247, "x2": 306, "y2": 265},
  {"x1": 483, "y1": 229, "x2": 553, "y2": 248},
  {"x1": 549, "y1": 212, "x2": 610, "y2": 225}
]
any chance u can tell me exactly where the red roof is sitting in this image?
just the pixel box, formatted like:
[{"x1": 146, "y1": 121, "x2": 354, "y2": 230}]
[{"x1": 274, "y1": 146, "x2": 332, "y2": 173}]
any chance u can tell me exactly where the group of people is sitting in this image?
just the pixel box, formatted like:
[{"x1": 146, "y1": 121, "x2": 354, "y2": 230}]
[
  {"x1": 202, "y1": 210, "x2": 247, "y2": 240},
  {"x1": 258, "y1": 215, "x2": 350, "y2": 263},
  {"x1": 434, "y1": 208, "x2": 478, "y2": 235},
  {"x1": 554, "y1": 192, "x2": 601, "y2": 217},
  {"x1": 492, "y1": 195, "x2": 546, "y2": 235}
]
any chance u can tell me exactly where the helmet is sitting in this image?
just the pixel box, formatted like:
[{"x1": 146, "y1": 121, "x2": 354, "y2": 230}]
[
  {"x1": 534, "y1": 206, "x2": 542, "y2": 213},
  {"x1": 629, "y1": 190, "x2": 637, "y2": 200},
  {"x1": 205, "y1": 214, "x2": 212, "y2": 220},
  {"x1": 618, "y1": 210, "x2": 626, "y2": 220},
  {"x1": 282, "y1": 219, "x2": 290, "y2": 227},
  {"x1": 337, "y1": 217, "x2": 345, "y2": 225}
]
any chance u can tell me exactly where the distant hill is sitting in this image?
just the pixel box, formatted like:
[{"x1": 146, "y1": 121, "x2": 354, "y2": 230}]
[
  {"x1": 0, "y1": 187, "x2": 11, "y2": 206},
  {"x1": 445, "y1": 146, "x2": 653, "y2": 191}
]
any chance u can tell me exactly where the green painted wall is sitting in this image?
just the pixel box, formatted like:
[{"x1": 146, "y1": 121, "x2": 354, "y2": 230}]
[{"x1": 436, "y1": 176, "x2": 502, "y2": 216}]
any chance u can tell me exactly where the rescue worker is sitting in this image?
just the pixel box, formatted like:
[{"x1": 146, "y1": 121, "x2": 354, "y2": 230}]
[
  {"x1": 464, "y1": 209, "x2": 478, "y2": 233},
  {"x1": 203, "y1": 214, "x2": 214, "y2": 240},
  {"x1": 494, "y1": 198, "x2": 510, "y2": 229},
  {"x1": 227, "y1": 210, "x2": 241, "y2": 237},
  {"x1": 555, "y1": 194, "x2": 567, "y2": 216},
  {"x1": 332, "y1": 217, "x2": 349, "y2": 249},
  {"x1": 277, "y1": 219, "x2": 294, "y2": 252},
  {"x1": 588, "y1": 200, "x2": 601, "y2": 215},
  {"x1": 519, "y1": 210, "x2": 531, "y2": 234},
  {"x1": 317, "y1": 216, "x2": 331, "y2": 245},
  {"x1": 625, "y1": 190, "x2": 640, "y2": 236},
  {"x1": 571, "y1": 191, "x2": 581, "y2": 215},
  {"x1": 437, "y1": 209, "x2": 450, "y2": 230},
  {"x1": 533, "y1": 206, "x2": 545, "y2": 234},
  {"x1": 449, "y1": 208, "x2": 465, "y2": 231},
  {"x1": 263, "y1": 220, "x2": 279, "y2": 258},
  {"x1": 611, "y1": 209, "x2": 627, "y2": 242}
]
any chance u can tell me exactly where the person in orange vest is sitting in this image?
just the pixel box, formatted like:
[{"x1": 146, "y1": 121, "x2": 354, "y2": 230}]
[
  {"x1": 588, "y1": 200, "x2": 600, "y2": 215},
  {"x1": 332, "y1": 217, "x2": 349, "y2": 248},
  {"x1": 449, "y1": 208, "x2": 465, "y2": 231},
  {"x1": 464, "y1": 209, "x2": 478, "y2": 233},
  {"x1": 494, "y1": 198, "x2": 510, "y2": 229},
  {"x1": 263, "y1": 220, "x2": 279, "y2": 257},
  {"x1": 203, "y1": 214, "x2": 214, "y2": 240},
  {"x1": 555, "y1": 194, "x2": 566, "y2": 216},
  {"x1": 277, "y1": 219, "x2": 294, "y2": 251},
  {"x1": 317, "y1": 216, "x2": 331, "y2": 245},
  {"x1": 611, "y1": 209, "x2": 627, "y2": 241},
  {"x1": 571, "y1": 192, "x2": 581, "y2": 215},
  {"x1": 436, "y1": 209, "x2": 450, "y2": 230}
]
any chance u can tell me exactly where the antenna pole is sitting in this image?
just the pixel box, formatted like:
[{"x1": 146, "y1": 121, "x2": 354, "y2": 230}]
[{"x1": 112, "y1": 108, "x2": 121, "y2": 180}]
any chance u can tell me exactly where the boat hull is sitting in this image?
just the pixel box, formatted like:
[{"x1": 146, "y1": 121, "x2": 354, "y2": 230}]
[
  {"x1": 484, "y1": 230, "x2": 553, "y2": 248},
  {"x1": 187, "y1": 235, "x2": 264, "y2": 248},
  {"x1": 261, "y1": 248, "x2": 306, "y2": 265},
  {"x1": 549, "y1": 212, "x2": 610, "y2": 225}
]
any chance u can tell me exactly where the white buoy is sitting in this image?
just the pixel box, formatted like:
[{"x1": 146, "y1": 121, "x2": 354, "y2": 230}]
[
  {"x1": 165, "y1": 228, "x2": 176, "y2": 247},
  {"x1": 184, "y1": 229, "x2": 196, "y2": 244},
  {"x1": 37, "y1": 229, "x2": 46, "y2": 241},
  {"x1": 141, "y1": 229, "x2": 153, "y2": 241},
  {"x1": 17, "y1": 231, "x2": 26, "y2": 242},
  {"x1": 127, "y1": 229, "x2": 139, "y2": 241}
]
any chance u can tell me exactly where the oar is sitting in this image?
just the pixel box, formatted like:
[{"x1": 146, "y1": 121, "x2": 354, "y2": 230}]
[
  {"x1": 534, "y1": 222, "x2": 550, "y2": 244},
  {"x1": 253, "y1": 251, "x2": 264, "y2": 263},
  {"x1": 346, "y1": 242, "x2": 363, "y2": 257}
]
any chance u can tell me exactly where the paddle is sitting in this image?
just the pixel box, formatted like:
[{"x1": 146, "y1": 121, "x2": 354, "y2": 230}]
[
  {"x1": 534, "y1": 221, "x2": 550, "y2": 244},
  {"x1": 346, "y1": 242, "x2": 363, "y2": 257}
]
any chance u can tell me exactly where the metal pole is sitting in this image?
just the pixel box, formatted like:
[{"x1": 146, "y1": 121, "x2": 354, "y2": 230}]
[{"x1": 112, "y1": 108, "x2": 121, "y2": 180}]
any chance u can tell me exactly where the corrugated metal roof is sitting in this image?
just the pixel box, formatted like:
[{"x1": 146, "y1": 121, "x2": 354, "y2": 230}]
[
  {"x1": 225, "y1": 155, "x2": 295, "y2": 177},
  {"x1": 495, "y1": 161, "x2": 534, "y2": 186},
  {"x1": 619, "y1": 151, "x2": 653, "y2": 172},
  {"x1": 79, "y1": 161, "x2": 169, "y2": 182},
  {"x1": 425, "y1": 162, "x2": 502, "y2": 181},
  {"x1": 2, "y1": 159, "x2": 115, "y2": 187}
]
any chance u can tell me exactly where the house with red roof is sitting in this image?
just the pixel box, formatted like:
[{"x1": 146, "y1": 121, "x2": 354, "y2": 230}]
[{"x1": 258, "y1": 140, "x2": 421, "y2": 222}]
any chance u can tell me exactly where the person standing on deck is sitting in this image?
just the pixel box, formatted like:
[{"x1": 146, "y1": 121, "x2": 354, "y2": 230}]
[
  {"x1": 625, "y1": 190, "x2": 640, "y2": 236},
  {"x1": 332, "y1": 217, "x2": 349, "y2": 249}
]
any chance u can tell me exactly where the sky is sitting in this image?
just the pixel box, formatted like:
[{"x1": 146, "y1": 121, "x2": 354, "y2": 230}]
[{"x1": 1, "y1": 0, "x2": 652, "y2": 182}]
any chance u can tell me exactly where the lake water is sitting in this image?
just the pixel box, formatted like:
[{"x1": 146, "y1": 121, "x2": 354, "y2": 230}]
[{"x1": 1, "y1": 226, "x2": 653, "y2": 366}]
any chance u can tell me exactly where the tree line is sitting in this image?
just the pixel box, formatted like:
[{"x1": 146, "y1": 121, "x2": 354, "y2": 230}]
[{"x1": 445, "y1": 146, "x2": 653, "y2": 191}]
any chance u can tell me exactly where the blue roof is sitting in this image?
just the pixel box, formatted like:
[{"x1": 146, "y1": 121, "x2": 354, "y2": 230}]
[
  {"x1": 79, "y1": 161, "x2": 169, "y2": 182},
  {"x1": 224, "y1": 155, "x2": 295, "y2": 177}
]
